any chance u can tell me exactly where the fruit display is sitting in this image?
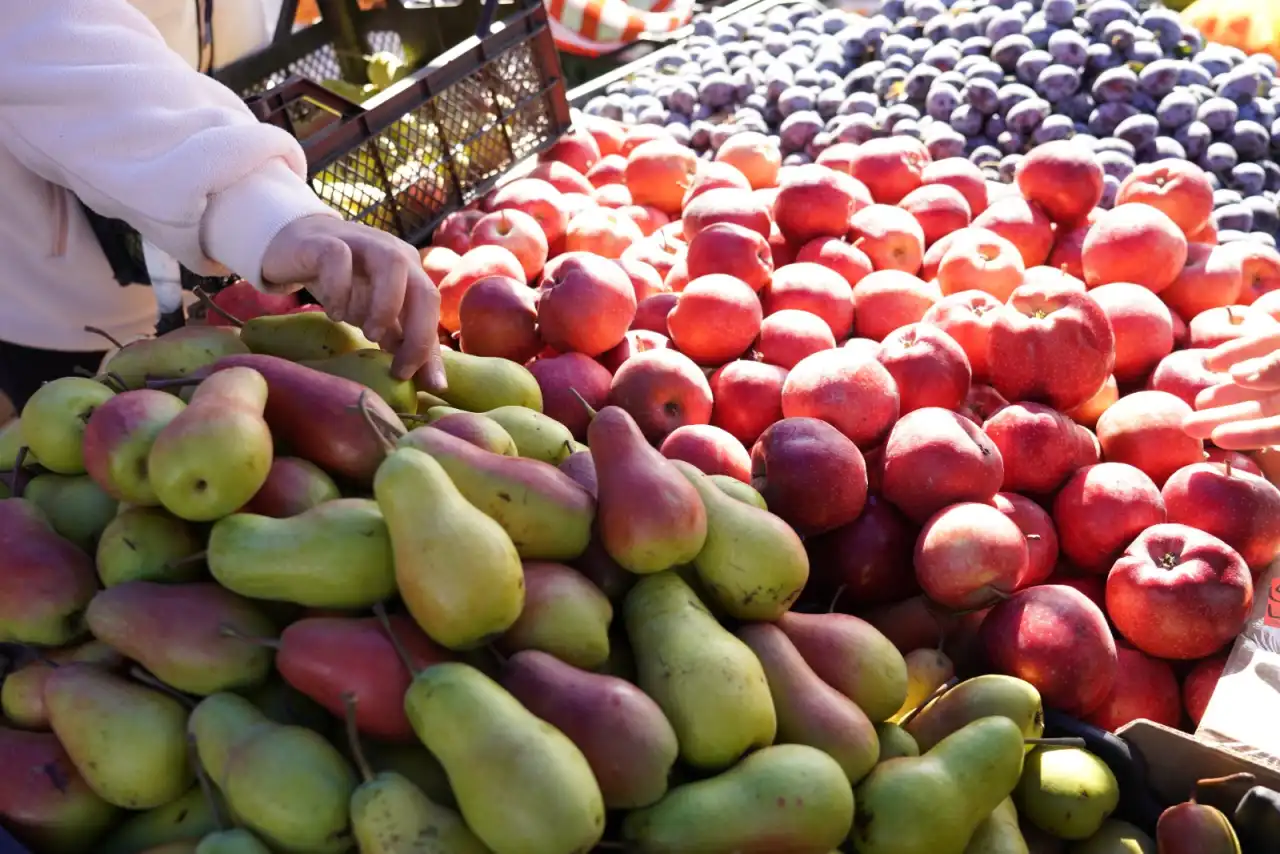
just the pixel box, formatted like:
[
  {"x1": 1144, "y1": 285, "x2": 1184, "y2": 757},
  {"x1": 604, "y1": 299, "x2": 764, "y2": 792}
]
[{"x1": 580, "y1": 0, "x2": 1280, "y2": 246}]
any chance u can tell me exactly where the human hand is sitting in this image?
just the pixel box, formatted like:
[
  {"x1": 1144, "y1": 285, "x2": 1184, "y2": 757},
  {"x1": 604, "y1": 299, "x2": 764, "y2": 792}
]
[
  {"x1": 260, "y1": 215, "x2": 447, "y2": 390},
  {"x1": 1183, "y1": 328, "x2": 1280, "y2": 449}
]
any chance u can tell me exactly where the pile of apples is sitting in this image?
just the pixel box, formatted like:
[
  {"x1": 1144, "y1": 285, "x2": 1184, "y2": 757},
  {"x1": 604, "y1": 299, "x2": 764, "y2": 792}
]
[{"x1": 430, "y1": 117, "x2": 1280, "y2": 731}]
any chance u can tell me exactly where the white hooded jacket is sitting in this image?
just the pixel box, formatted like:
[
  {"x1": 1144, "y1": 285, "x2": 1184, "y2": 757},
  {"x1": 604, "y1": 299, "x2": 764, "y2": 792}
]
[{"x1": 0, "y1": 0, "x2": 337, "y2": 352}]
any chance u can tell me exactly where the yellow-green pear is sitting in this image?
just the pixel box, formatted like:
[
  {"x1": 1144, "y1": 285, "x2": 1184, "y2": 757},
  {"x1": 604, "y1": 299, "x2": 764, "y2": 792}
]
[
  {"x1": 102, "y1": 326, "x2": 248, "y2": 389},
  {"x1": 498, "y1": 561, "x2": 613, "y2": 670},
  {"x1": 851, "y1": 716, "x2": 1027, "y2": 854},
  {"x1": 875, "y1": 722, "x2": 920, "y2": 760},
  {"x1": 625, "y1": 572, "x2": 776, "y2": 770},
  {"x1": 24, "y1": 473, "x2": 119, "y2": 551},
  {"x1": 20, "y1": 377, "x2": 116, "y2": 473},
  {"x1": 240, "y1": 311, "x2": 374, "y2": 361},
  {"x1": 709, "y1": 474, "x2": 768, "y2": 509},
  {"x1": 1071, "y1": 819, "x2": 1155, "y2": 853},
  {"x1": 374, "y1": 448, "x2": 525, "y2": 650},
  {"x1": 429, "y1": 410, "x2": 519, "y2": 455},
  {"x1": 208, "y1": 499, "x2": 396, "y2": 608},
  {"x1": 99, "y1": 786, "x2": 224, "y2": 854},
  {"x1": 1015, "y1": 746, "x2": 1119, "y2": 841},
  {"x1": 965, "y1": 798, "x2": 1029, "y2": 854},
  {"x1": 673, "y1": 460, "x2": 809, "y2": 620},
  {"x1": 891, "y1": 648, "x2": 956, "y2": 723},
  {"x1": 906, "y1": 675, "x2": 1045, "y2": 752},
  {"x1": 195, "y1": 829, "x2": 272, "y2": 854},
  {"x1": 0, "y1": 417, "x2": 36, "y2": 469},
  {"x1": 435, "y1": 349, "x2": 543, "y2": 412},
  {"x1": 483, "y1": 406, "x2": 574, "y2": 464},
  {"x1": 45, "y1": 665, "x2": 192, "y2": 809},
  {"x1": 97, "y1": 507, "x2": 205, "y2": 586},
  {"x1": 301, "y1": 349, "x2": 417, "y2": 413},
  {"x1": 622, "y1": 745, "x2": 854, "y2": 853},
  {"x1": 147, "y1": 368, "x2": 273, "y2": 522},
  {"x1": 416, "y1": 390, "x2": 449, "y2": 410},
  {"x1": 406, "y1": 664, "x2": 603, "y2": 854}
]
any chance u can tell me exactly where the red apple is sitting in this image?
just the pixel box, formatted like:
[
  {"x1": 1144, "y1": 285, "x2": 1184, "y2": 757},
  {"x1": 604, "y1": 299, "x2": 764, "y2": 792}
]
[
  {"x1": 982, "y1": 401, "x2": 1081, "y2": 495},
  {"x1": 986, "y1": 282, "x2": 1116, "y2": 411},
  {"x1": 625, "y1": 140, "x2": 699, "y2": 216},
  {"x1": 682, "y1": 187, "x2": 772, "y2": 241},
  {"x1": 920, "y1": 290, "x2": 1002, "y2": 381},
  {"x1": 920, "y1": 156, "x2": 989, "y2": 217},
  {"x1": 1183, "y1": 652, "x2": 1229, "y2": 726},
  {"x1": 631, "y1": 293, "x2": 678, "y2": 335},
  {"x1": 848, "y1": 204, "x2": 926, "y2": 274},
  {"x1": 795, "y1": 237, "x2": 873, "y2": 289},
  {"x1": 845, "y1": 136, "x2": 930, "y2": 205},
  {"x1": 456, "y1": 275, "x2": 541, "y2": 363},
  {"x1": 1084, "y1": 645, "x2": 1182, "y2": 731},
  {"x1": 750, "y1": 417, "x2": 868, "y2": 536},
  {"x1": 659, "y1": 424, "x2": 752, "y2": 483},
  {"x1": 709, "y1": 360, "x2": 788, "y2": 446},
  {"x1": 1187, "y1": 305, "x2": 1280, "y2": 349},
  {"x1": 538, "y1": 252, "x2": 637, "y2": 356},
  {"x1": 915, "y1": 501, "x2": 1027, "y2": 609},
  {"x1": 758, "y1": 310, "x2": 837, "y2": 370},
  {"x1": 936, "y1": 227, "x2": 1026, "y2": 302},
  {"x1": 781, "y1": 348, "x2": 900, "y2": 449},
  {"x1": 763, "y1": 262, "x2": 856, "y2": 340},
  {"x1": 1096, "y1": 390, "x2": 1204, "y2": 488},
  {"x1": 488, "y1": 178, "x2": 569, "y2": 254},
  {"x1": 1087, "y1": 282, "x2": 1175, "y2": 383},
  {"x1": 432, "y1": 209, "x2": 485, "y2": 254},
  {"x1": 852, "y1": 270, "x2": 942, "y2": 342},
  {"x1": 1114, "y1": 159, "x2": 1215, "y2": 237},
  {"x1": 1162, "y1": 461, "x2": 1280, "y2": 573},
  {"x1": 958, "y1": 383, "x2": 1010, "y2": 425},
  {"x1": 666, "y1": 274, "x2": 763, "y2": 366},
  {"x1": 774, "y1": 165, "x2": 871, "y2": 244},
  {"x1": 881, "y1": 407, "x2": 1005, "y2": 523},
  {"x1": 539, "y1": 129, "x2": 601, "y2": 174},
  {"x1": 990, "y1": 492, "x2": 1059, "y2": 588},
  {"x1": 1106, "y1": 523, "x2": 1253, "y2": 660},
  {"x1": 1014, "y1": 140, "x2": 1104, "y2": 228},
  {"x1": 875, "y1": 322, "x2": 972, "y2": 413},
  {"x1": 607, "y1": 348, "x2": 713, "y2": 444},
  {"x1": 598, "y1": 329, "x2": 670, "y2": 374},
  {"x1": 898, "y1": 184, "x2": 972, "y2": 248},
  {"x1": 805, "y1": 495, "x2": 919, "y2": 607},
  {"x1": 1146, "y1": 349, "x2": 1228, "y2": 408},
  {"x1": 684, "y1": 222, "x2": 773, "y2": 292},
  {"x1": 1064, "y1": 375, "x2": 1118, "y2": 429},
  {"x1": 1082, "y1": 203, "x2": 1188, "y2": 292},
  {"x1": 528, "y1": 352, "x2": 613, "y2": 441},
  {"x1": 1160, "y1": 243, "x2": 1245, "y2": 322},
  {"x1": 980, "y1": 584, "x2": 1119, "y2": 715},
  {"x1": 469, "y1": 208, "x2": 549, "y2": 281},
  {"x1": 1043, "y1": 568, "x2": 1107, "y2": 613},
  {"x1": 438, "y1": 245, "x2": 525, "y2": 332},
  {"x1": 1205, "y1": 448, "x2": 1263, "y2": 475},
  {"x1": 1053, "y1": 462, "x2": 1167, "y2": 573},
  {"x1": 206, "y1": 280, "x2": 300, "y2": 326},
  {"x1": 972, "y1": 196, "x2": 1055, "y2": 268}
]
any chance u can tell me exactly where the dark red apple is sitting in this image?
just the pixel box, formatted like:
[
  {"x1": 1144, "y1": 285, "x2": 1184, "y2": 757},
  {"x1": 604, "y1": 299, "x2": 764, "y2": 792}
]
[
  {"x1": 750, "y1": 417, "x2": 868, "y2": 536},
  {"x1": 1162, "y1": 461, "x2": 1280, "y2": 574},
  {"x1": 1084, "y1": 645, "x2": 1182, "y2": 732},
  {"x1": 805, "y1": 495, "x2": 919, "y2": 608}
]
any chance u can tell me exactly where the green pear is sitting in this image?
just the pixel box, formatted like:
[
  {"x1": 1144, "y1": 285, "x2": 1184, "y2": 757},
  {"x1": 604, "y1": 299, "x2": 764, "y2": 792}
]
[
  {"x1": 874, "y1": 723, "x2": 920, "y2": 760},
  {"x1": 240, "y1": 311, "x2": 374, "y2": 361},
  {"x1": 498, "y1": 561, "x2": 613, "y2": 670},
  {"x1": 906, "y1": 675, "x2": 1045, "y2": 753},
  {"x1": 425, "y1": 405, "x2": 464, "y2": 421},
  {"x1": 244, "y1": 678, "x2": 337, "y2": 737},
  {"x1": 416, "y1": 390, "x2": 449, "y2": 411},
  {"x1": 147, "y1": 367, "x2": 273, "y2": 522},
  {"x1": 20, "y1": 377, "x2": 116, "y2": 474},
  {"x1": 45, "y1": 664, "x2": 192, "y2": 809},
  {"x1": 301, "y1": 349, "x2": 418, "y2": 413},
  {"x1": 622, "y1": 744, "x2": 854, "y2": 853},
  {"x1": 190, "y1": 693, "x2": 356, "y2": 853},
  {"x1": 430, "y1": 411, "x2": 519, "y2": 455},
  {"x1": 374, "y1": 448, "x2": 525, "y2": 650},
  {"x1": 674, "y1": 460, "x2": 808, "y2": 620},
  {"x1": 96, "y1": 507, "x2": 205, "y2": 586},
  {"x1": 208, "y1": 499, "x2": 396, "y2": 608},
  {"x1": 625, "y1": 572, "x2": 776, "y2": 770},
  {"x1": 99, "y1": 786, "x2": 224, "y2": 854},
  {"x1": 404, "y1": 662, "x2": 604, "y2": 854},
  {"x1": 357, "y1": 738, "x2": 455, "y2": 808},
  {"x1": 851, "y1": 716, "x2": 1028, "y2": 854},
  {"x1": 0, "y1": 417, "x2": 40, "y2": 469},
  {"x1": 1016, "y1": 747, "x2": 1119, "y2": 841},
  {"x1": 0, "y1": 726, "x2": 121, "y2": 854},
  {"x1": 709, "y1": 474, "x2": 768, "y2": 509},
  {"x1": 435, "y1": 349, "x2": 543, "y2": 412},
  {"x1": 25, "y1": 473, "x2": 119, "y2": 551},
  {"x1": 350, "y1": 768, "x2": 489, "y2": 854},
  {"x1": 81, "y1": 388, "x2": 188, "y2": 505},
  {"x1": 102, "y1": 326, "x2": 248, "y2": 389},
  {"x1": 139, "y1": 843, "x2": 200, "y2": 853},
  {"x1": 483, "y1": 406, "x2": 574, "y2": 465},
  {"x1": 0, "y1": 641, "x2": 122, "y2": 730},
  {"x1": 397, "y1": 425, "x2": 594, "y2": 562},
  {"x1": 195, "y1": 829, "x2": 273, "y2": 854},
  {"x1": 1071, "y1": 819, "x2": 1155, "y2": 853},
  {"x1": 965, "y1": 798, "x2": 1029, "y2": 854}
]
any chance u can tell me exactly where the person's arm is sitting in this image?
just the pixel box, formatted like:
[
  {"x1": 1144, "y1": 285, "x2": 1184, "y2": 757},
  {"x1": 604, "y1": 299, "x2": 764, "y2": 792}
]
[{"x1": 0, "y1": 0, "x2": 336, "y2": 290}]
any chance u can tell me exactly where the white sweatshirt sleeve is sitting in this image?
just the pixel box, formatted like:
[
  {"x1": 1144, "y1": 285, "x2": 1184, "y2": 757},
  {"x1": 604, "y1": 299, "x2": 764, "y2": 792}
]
[{"x1": 0, "y1": 0, "x2": 340, "y2": 289}]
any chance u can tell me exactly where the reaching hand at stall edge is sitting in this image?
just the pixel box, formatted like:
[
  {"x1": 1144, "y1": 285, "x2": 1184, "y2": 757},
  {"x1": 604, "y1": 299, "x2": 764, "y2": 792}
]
[
  {"x1": 1183, "y1": 328, "x2": 1280, "y2": 449},
  {"x1": 261, "y1": 215, "x2": 447, "y2": 391}
]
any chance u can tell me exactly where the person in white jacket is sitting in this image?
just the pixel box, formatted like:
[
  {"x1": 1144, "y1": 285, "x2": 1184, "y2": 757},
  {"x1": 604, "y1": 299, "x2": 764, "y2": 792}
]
[{"x1": 0, "y1": 0, "x2": 445, "y2": 411}]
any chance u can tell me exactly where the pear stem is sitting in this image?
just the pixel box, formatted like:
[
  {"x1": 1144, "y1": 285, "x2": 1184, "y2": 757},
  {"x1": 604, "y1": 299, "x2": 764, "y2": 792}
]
[
  {"x1": 102, "y1": 372, "x2": 129, "y2": 393},
  {"x1": 397, "y1": 412, "x2": 431, "y2": 424},
  {"x1": 218, "y1": 624, "x2": 281, "y2": 649},
  {"x1": 129, "y1": 667, "x2": 196, "y2": 708},
  {"x1": 487, "y1": 643, "x2": 508, "y2": 666},
  {"x1": 146, "y1": 376, "x2": 204, "y2": 390},
  {"x1": 166, "y1": 550, "x2": 208, "y2": 570},
  {"x1": 192, "y1": 286, "x2": 243, "y2": 328},
  {"x1": 342, "y1": 692, "x2": 375, "y2": 784},
  {"x1": 1193, "y1": 771, "x2": 1256, "y2": 804},
  {"x1": 898, "y1": 677, "x2": 959, "y2": 729},
  {"x1": 1024, "y1": 737, "x2": 1088, "y2": 748},
  {"x1": 372, "y1": 602, "x2": 418, "y2": 677},
  {"x1": 827, "y1": 585, "x2": 847, "y2": 614},
  {"x1": 8, "y1": 447, "x2": 29, "y2": 498},
  {"x1": 567, "y1": 387, "x2": 598, "y2": 422},
  {"x1": 83, "y1": 325, "x2": 126, "y2": 349},
  {"x1": 352, "y1": 390, "x2": 399, "y2": 455},
  {"x1": 187, "y1": 732, "x2": 227, "y2": 831}
]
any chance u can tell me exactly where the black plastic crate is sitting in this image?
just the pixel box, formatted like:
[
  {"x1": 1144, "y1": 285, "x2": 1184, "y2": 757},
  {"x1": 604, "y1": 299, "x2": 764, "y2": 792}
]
[{"x1": 245, "y1": 0, "x2": 571, "y2": 248}]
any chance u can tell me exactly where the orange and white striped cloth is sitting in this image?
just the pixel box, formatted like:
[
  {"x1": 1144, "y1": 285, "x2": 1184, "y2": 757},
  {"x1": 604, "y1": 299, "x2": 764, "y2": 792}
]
[{"x1": 545, "y1": 0, "x2": 696, "y2": 57}]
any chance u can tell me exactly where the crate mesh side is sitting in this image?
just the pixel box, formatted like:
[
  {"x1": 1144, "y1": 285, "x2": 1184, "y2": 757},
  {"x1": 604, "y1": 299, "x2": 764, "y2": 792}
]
[
  {"x1": 241, "y1": 31, "x2": 406, "y2": 97},
  {"x1": 306, "y1": 39, "x2": 560, "y2": 245}
]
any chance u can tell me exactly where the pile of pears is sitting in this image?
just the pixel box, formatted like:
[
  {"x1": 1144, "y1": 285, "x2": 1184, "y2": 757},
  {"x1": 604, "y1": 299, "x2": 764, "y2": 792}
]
[{"x1": 0, "y1": 307, "x2": 1144, "y2": 853}]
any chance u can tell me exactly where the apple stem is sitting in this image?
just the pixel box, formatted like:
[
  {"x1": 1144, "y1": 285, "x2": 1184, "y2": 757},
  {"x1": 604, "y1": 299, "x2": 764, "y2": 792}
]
[
  {"x1": 351, "y1": 390, "x2": 399, "y2": 455},
  {"x1": 167, "y1": 550, "x2": 207, "y2": 569},
  {"x1": 1024, "y1": 737, "x2": 1087, "y2": 748},
  {"x1": 568, "y1": 387, "x2": 598, "y2": 422},
  {"x1": 82, "y1": 325, "x2": 126, "y2": 349},
  {"x1": 128, "y1": 666, "x2": 196, "y2": 708},
  {"x1": 217, "y1": 624, "x2": 280, "y2": 649},
  {"x1": 372, "y1": 602, "x2": 419, "y2": 677},
  {"x1": 342, "y1": 692, "x2": 376, "y2": 784},
  {"x1": 1225, "y1": 459, "x2": 1233, "y2": 477},
  {"x1": 192, "y1": 286, "x2": 244, "y2": 328},
  {"x1": 827, "y1": 585, "x2": 848, "y2": 614},
  {"x1": 187, "y1": 732, "x2": 227, "y2": 831},
  {"x1": 898, "y1": 676, "x2": 959, "y2": 728}
]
